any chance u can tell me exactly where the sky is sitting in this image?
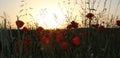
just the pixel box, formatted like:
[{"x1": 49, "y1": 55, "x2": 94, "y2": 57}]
[
  {"x1": 0, "y1": 0, "x2": 62, "y2": 29},
  {"x1": 0, "y1": 0, "x2": 120, "y2": 29}
]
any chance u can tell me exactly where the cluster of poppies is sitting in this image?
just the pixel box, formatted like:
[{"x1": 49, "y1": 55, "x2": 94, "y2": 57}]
[
  {"x1": 15, "y1": 20, "x2": 81, "y2": 52},
  {"x1": 16, "y1": 20, "x2": 29, "y2": 32},
  {"x1": 86, "y1": 12, "x2": 120, "y2": 27},
  {"x1": 15, "y1": 13, "x2": 120, "y2": 57}
]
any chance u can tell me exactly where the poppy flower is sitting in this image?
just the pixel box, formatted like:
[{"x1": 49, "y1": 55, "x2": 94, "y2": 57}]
[
  {"x1": 92, "y1": 24, "x2": 99, "y2": 28},
  {"x1": 23, "y1": 37, "x2": 31, "y2": 45},
  {"x1": 16, "y1": 20, "x2": 24, "y2": 28},
  {"x1": 36, "y1": 27, "x2": 44, "y2": 32},
  {"x1": 71, "y1": 21, "x2": 78, "y2": 28},
  {"x1": 50, "y1": 30, "x2": 57, "y2": 35},
  {"x1": 98, "y1": 25, "x2": 105, "y2": 31},
  {"x1": 71, "y1": 36, "x2": 81, "y2": 47},
  {"x1": 40, "y1": 37, "x2": 51, "y2": 49},
  {"x1": 55, "y1": 33, "x2": 64, "y2": 43},
  {"x1": 35, "y1": 31, "x2": 40, "y2": 37},
  {"x1": 60, "y1": 41, "x2": 68, "y2": 51},
  {"x1": 67, "y1": 24, "x2": 73, "y2": 29},
  {"x1": 22, "y1": 27, "x2": 29, "y2": 33},
  {"x1": 67, "y1": 21, "x2": 79, "y2": 29},
  {"x1": 44, "y1": 34, "x2": 50, "y2": 38},
  {"x1": 41, "y1": 35, "x2": 51, "y2": 49},
  {"x1": 41, "y1": 35, "x2": 50, "y2": 44},
  {"x1": 116, "y1": 20, "x2": 120, "y2": 26},
  {"x1": 86, "y1": 13, "x2": 94, "y2": 20},
  {"x1": 35, "y1": 27, "x2": 44, "y2": 37}
]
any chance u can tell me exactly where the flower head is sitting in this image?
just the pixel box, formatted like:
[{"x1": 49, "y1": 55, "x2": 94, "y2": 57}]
[
  {"x1": 16, "y1": 20, "x2": 24, "y2": 28},
  {"x1": 35, "y1": 26, "x2": 44, "y2": 37},
  {"x1": 22, "y1": 27, "x2": 29, "y2": 33},
  {"x1": 35, "y1": 31, "x2": 40, "y2": 37},
  {"x1": 55, "y1": 33, "x2": 64, "y2": 43},
  {"x1": 67, "y1": 24, "x2": 73, "y2": 29},
  {"x1": 71, "y1": 36, "x2": 81, "y2": 47},
  {"x1": 60, "y1": 41, "x2": 68, "y2": 51},
  {"x1": 116, "y1": 20, "x2": 120, "y2": 26},
  {"x1": 40, "y1": 34, "x2": 51, "y2": 49},
  {"x1": 98, "y1": 25, "x2": 105, "y2": 32},
  {"x1": 92, "y1": 24, "x2": 99, "y2": 28},
  {"x1": 41, "y1": 34, "x2": 50, "y2": 44},
  {"x1": 67, "y1": 21, "x2": 79, "y2": 29},
  {"x1": 36, "y1": 27, "x2": 44, "y2": 32},
  {"x1": 41, "y1": 37, "x2": 50, "y2": 44},
  {"x1": 86, "y1": 13, "x2": 94, "y2": 20},
  {"x1": 71, "y1": 21, "x2": 78, "y2": 28}
]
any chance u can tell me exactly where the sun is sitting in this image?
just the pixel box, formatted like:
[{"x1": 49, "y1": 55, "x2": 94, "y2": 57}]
[{"x1": 33, "y1": 7, "x2": 66, "y2": 29}]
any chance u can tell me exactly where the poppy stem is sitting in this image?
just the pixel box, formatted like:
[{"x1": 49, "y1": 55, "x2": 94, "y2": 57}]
[{"x1": 16, "y1": 16, "x2": 23, "y2": 58}]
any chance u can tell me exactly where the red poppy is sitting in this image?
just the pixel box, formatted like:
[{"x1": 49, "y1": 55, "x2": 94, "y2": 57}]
[
  {"x1": 116, "y1": 20, "x2": 120, "y2": 26},
  {"x1": 98, "y1": 25, "x2": 105, "y2": 31},
  {"x1": 92, "y1": 24, "x2": 99, "y2": 28},
  {"x1": 50, "y1": 30, "x2": 57, "y2": 35},
  {"x1": 86, "y1": 13, "x2": 94, "y2": 20},
  {"x1": 55, "y1": 33, "x2": 64, "y2": 43},
  {"x1": 67, "y1": 21, "x2": 79, "y2": 29},
  {"x1": 16, "y1": 20, "x2": 24, "y2": 28},
  {"x1": 67, "y1": 24, "x2": 73, "y2": 29},
  {"x1": 44, "y1": 34, "x2": 50, "y2": 38},
  {"x1": 23, "y1": 37, "x2": 31, "y2": 45},
  {"x1": 41, "y1": 35, "x2": 50, "y2": 44},
  {"x1": 71, "y1": 36, "x2": 81, "y2": 47},
  {"x1": 35, "y1": 27, "x2": 44, "y2": 37},
  {"x1": 60, "y1": 41, "x2": 68, "y2": 51},
  {"x1": 22, "y1": 27, "x2": 29, "y2": 33},
  {"x1": 36, "y1": 27, "x2": 44, "y2": 32},
  {"x1": 35, "y1": 31, "x2": 40, "y2": 37},
  {"x1": 41, "y1": 34, "x2": 51, "y2": 49},
  {"x1": 60, "y1": 29, "x2": 66, "y2": 35},
  {"x1": 51, "y1": 30, "x2": 56, "y2": 33},
  {"x1": 71, "y1": 21, "x2": 78, "y2": 28}
]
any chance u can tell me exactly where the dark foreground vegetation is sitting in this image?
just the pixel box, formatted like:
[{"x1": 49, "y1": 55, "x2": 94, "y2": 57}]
[{"x1": 0, "y1": 28, "x2": 120, "y2": 58}]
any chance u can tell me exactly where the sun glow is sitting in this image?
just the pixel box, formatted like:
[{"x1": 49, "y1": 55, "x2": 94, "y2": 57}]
[{"x1": 33, "y1": 7, "x2": 66, "y2": 29}]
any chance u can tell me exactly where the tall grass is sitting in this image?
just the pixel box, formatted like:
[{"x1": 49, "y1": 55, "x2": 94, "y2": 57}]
[{"x1": 59, "y1": 0, "x2": 120, "y2": 28}]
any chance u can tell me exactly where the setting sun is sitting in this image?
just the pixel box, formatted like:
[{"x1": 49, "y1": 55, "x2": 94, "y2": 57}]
[{"x1": 33, "y1": 7, "x2": 66, "y2": 29}]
